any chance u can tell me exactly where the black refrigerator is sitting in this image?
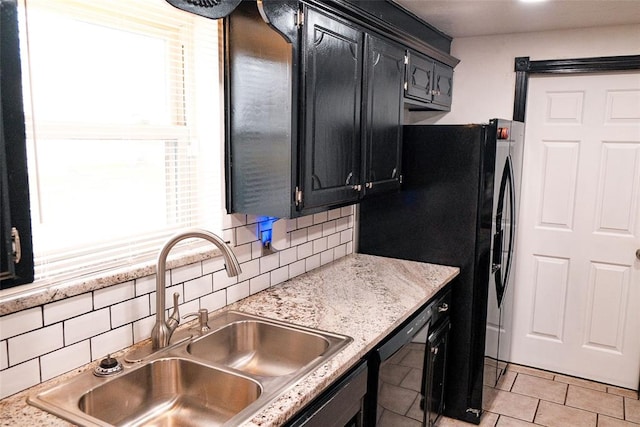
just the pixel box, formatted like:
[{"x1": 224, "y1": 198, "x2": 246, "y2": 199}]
[{"x1": 358, "y1": 119, "x2": 524, "y2": 424}]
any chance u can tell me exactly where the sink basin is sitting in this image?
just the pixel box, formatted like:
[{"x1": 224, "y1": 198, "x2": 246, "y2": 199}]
[
  {"x1": 78, "y1": 358, "x2": 261, "y2": 426},
  {"x1": 187, "y1": 320, "x2": 330, "y2": 376},
  {"x1": 28, "y1": 311, "x2": 352, "y2": 426}
]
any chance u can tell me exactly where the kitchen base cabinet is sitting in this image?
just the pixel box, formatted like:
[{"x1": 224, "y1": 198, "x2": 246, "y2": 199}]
[{"x1": 284, "y1": 360, "x2": 368, "y2": 427}]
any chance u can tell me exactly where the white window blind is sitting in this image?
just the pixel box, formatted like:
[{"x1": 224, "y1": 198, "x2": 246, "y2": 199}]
[{"x1": 19, "y1": 0, "x2": 224, "y2": 281}]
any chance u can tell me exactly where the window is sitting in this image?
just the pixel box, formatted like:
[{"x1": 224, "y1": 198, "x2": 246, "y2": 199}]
[{"x1": 19, "y1": 0, "x2": 223, "y2": 282}]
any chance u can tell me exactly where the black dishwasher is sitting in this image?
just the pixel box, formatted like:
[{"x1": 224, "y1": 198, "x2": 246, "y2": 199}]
[
  {"x1": 285, "y1": 360, "x2": 368, "y2": 427},
  {"x1": 365, "y1": 288, "x2": 451, "y2": 427}
]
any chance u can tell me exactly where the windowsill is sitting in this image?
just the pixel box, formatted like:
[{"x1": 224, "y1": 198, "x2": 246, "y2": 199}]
[{"x1": 0, "y1": 244, "x2": 225, "y2": 316}]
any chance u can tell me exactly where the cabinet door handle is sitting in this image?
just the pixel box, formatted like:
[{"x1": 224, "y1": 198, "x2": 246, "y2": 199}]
[
  {"x1": 437, "y1": 303, "x2": 448, "y2": 313},
  {"x1": 11, "y1": 227, "x2": 21, "y2": 263},
  {"x1": 365, "y1": 182, "x2": 373, "y2": 189},
  {"x1": 352, "y1": 185, "x2": 362, "y2": 191}
]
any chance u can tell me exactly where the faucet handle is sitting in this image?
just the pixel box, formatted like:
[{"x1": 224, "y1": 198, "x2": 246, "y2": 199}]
[
  {"x1": 166, "y1": 292, "x2": 180, "y2": 332},
  {"x1": 183, "y1": 308, "x2": 211, "y2": 334}
]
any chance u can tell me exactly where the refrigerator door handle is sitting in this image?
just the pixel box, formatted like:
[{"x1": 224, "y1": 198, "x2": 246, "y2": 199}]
[{"x1": 493, "y1": 156, "x2": 515, "y2": 307}]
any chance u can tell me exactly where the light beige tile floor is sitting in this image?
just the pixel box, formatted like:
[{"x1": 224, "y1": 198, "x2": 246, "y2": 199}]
[{"x1": 435, "y1": 362, "x2": 640, "y2": 427}]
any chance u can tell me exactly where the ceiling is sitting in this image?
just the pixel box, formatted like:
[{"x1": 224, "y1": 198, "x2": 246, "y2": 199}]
[{"x1": 392, "y1": 0, "x2": 640, "y2": 38}]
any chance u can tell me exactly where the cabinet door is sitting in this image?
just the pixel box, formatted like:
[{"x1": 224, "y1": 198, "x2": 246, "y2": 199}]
[
  {"x1": 301, "y1": 8, "x2": 362, "y2": 211},
  {"x1": 362, "y1": 34, "x2": 404, "y2": 195},
  {"x1": 405, "y1": 50, "x2": 434, "y2": 103},
  {"x1": 432, "y1": 62, "x2": 453, "y2": 108}
]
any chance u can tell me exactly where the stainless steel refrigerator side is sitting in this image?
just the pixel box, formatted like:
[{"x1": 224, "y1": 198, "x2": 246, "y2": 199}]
[{"x1": 485, "y1": 120, "x2": 526, "y2": 386}]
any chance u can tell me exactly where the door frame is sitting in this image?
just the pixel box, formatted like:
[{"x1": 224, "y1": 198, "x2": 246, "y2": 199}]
[{"x1": 512, "y1": 54, "x2": 640, "y2": 121}]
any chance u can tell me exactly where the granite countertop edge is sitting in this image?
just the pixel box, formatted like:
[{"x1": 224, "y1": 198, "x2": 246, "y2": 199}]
[{"x1": 0, "y1": 253, "x2": 459, "y2": 427}]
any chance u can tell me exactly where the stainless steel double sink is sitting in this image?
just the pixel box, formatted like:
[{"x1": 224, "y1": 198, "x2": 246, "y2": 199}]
[{"x1": 28, "y1": 311, "x2": 352, "y2": 426}]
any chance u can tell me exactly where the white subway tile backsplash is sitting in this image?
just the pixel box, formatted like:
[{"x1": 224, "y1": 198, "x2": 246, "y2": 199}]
[
  {"x1": 64, "y1": 309, "x2": 111, "y2": 346},
  {"x1": 222, "y1": 213, "x2": 246, "y2": 229},
  {"x1": 213, "y1": 268, "x2": 238, "y2": 292},
  {"x1": 111, "y1": 295, "x2": 151, "y2": 328},
  {"x1": 202, "y1": 256, "x2": 226, "y2": 275},
  {"x1": 0, "y1": 307, "x2": 42, "y2": 340},
  {"x1": 306, "y1": 254, "x2": 321, "y2": 272},
  {"x1": 313, "y1": 237, "x2": 328, "y2": 255},
  {"x1": 132, "y1": 316, "x2": 156, "y2": 344},
  {"x1": 0, "y1": 341, "x2": 7, "y2": 370},
  {"x1": 135, "y1": 275, "x2": 157, "y2": 296},
  {"x1": 199, "y1": 289, "x2": 226, "y2": 313},
  {"x1": 271, "y1": 266, "x2": 289, "y2": 286},
  {"x1": 307, "y1": 224, "x2": 323, "y2": 240},
  {"x1": 250, "y1": 273, "x2": 271, "y2": 295},
  {"x1": 0, "y1": 359, "x2": 40, "y2": 399},
  {"x1": 260, "y1": 253, "x2": 279, "y2": 274},
  {"x1": 251, "y1": 241, "x2": 263, "y2": 259},
  {"x1": 91, "y1": 326, "x2": 133, "y2": 361},
  {"x1": 227, "y1": 281, "x2": 250, "y2": 304},
  {"x1": 336, "y1": 217, "x2": 349, "y2": 232},
  {"x1": 285, "y1": 219, "x2": 297, "y2": 232},
  {"x1": 280, "y1": 247, "x2": 297, "y2": 265},
  {"x1": 340, "y1": 229, "x2": 353, "y2": 244},
  {"x1": 296, "y1": 215, "x2": 313, "y2": 229},
  {"x1": 8, "y1": 323, "x2": 63, "y2": 365},
  {"x1": 41, "y1": 341, "x2": 90, "y2": 382},
  {"x1": 238, "y1": 259, "x2": 260, "y2": 283},
  {"x1": 94, "y1": 281, "x2": 135, "y2": 309},
  {"x1": 328, "y1": 208, "x2": 342, "y2": 221},
  {"x1": 171, "y1": 262, "x2": 202, "y2": 285},
  {"x1": 313, "y1": 211, "x2": 328, "y2": 224},
  {"x1": 290, "y1": 228, "x2": 307, "y2": 246},
  {"x1": 183, "y1": 275, "x2": 213, "y2": 302},
  {"x1": 327, "y1": 232, "x2": 341, "y2": 249},
  {"x1": 0, "y1": 208, "x2": 356, "y2": 398},
  {"x1": 289, "y1": 259, "x2": 306, "y2": 278},
  {"x1": 236, "y1": 224, "x2": 258, "y2": 245},
  {"x1": 320, "y1": 249, "x2": 334, "y2": 266},
  {"x1": 322, "y1": 220, "x2": 337, "y2": 237},
  {"x1": 44, "y1": 293, "x2": 92, "y2": 326},
  {"x1": 334, "y1": 243, "x2": 347, "y2": 260},
  {"x1": 297, "y1": 242, "x2": 313, "y2": 259},
  {"x1": 232, "y1": 242, "x2": 253, "y2": 264},
  {"x1": 222, "y1": 228, "x2": 235, "y2": 246}
]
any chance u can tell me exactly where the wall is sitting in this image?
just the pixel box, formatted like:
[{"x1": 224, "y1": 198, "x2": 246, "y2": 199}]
[
  {"x1": 408, "y1": 24, "x2": 640, "y2": 125},
  {"x1": 0, "y1": 207, "x2": 354, "y2": 399}
]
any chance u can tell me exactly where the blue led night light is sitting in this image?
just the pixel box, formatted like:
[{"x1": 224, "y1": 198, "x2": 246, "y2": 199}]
[{"x1": 257, "y1": 216, "x2": 278, "y2": 249}]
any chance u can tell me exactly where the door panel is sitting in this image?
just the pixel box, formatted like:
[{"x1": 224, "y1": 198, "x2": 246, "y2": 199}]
[{"x1": 512, "y1": 72, "x2": 640, "y2": 389}]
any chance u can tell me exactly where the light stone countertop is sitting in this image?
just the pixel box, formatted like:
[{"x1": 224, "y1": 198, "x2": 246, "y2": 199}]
[{"x1": 0, "y1": 254, "x2": 458, "y2": 426}]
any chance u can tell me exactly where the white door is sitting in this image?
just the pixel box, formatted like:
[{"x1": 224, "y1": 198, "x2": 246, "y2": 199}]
[{"x1": 511, "y1": 71, "x2": 640, "y2": 389}]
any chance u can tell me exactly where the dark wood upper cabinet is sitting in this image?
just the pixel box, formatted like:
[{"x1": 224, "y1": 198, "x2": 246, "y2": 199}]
[
  {"x1": 301, "y1": 8, "x2": 363, "y2": 211},
  {"x1": 362, "y1": 34, "x2": 404, "y2": 195},
  {"x1": 1, "y1": 0, "x2": 34, "y2": 289},
  {"x1": 225, "y1": 1, "x2": 457, "y2": 218},
  {"x1": 405, "y1": 50, "x2": 453, "y2": 110}
]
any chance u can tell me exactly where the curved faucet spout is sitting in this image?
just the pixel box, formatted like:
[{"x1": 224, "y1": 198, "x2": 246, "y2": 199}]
[{"x1": 151, "y1": 228, "x2": 241, "y2": 350}]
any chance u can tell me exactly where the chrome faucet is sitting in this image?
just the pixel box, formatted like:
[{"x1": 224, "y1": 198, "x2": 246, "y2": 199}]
[{"x1": 150, "y1": 228, "x2": 242, "y2": 350}]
